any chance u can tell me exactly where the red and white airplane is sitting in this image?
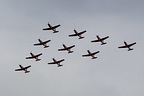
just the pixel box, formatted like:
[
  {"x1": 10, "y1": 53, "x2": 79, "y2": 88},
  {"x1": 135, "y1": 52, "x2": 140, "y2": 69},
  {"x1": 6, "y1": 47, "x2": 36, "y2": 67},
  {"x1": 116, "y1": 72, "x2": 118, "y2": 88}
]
[
  {"x1": 34, "y1": 39, "x2": 51, "y2": 48},
  {"x1": 118, "y1": 41, "x2": 136, "y2": 51},
  {"x1": 91, "y1": 35, "x2": 109, "y2": 45},
  {"x1": 69, "y1": 29, "x2": 86, "y2": 39},
  {"x1": 48, "y1": 58, "x2": 65, "y2": 67},
  {"x1": 26, "y1": 52, "x2": 42, "y2": 61},
  {"x1": 82, "y1": 50, "x2": 100, "y2": 59},
  {"x1": 58, "y1": 44, "x2": 75, "y2": 53},
  {"x1": 43, "y1": 23, "x2": 60, "y2": 33},
  {"x1": 15, "y1": 65, "x2": 31, "y2": 73}
]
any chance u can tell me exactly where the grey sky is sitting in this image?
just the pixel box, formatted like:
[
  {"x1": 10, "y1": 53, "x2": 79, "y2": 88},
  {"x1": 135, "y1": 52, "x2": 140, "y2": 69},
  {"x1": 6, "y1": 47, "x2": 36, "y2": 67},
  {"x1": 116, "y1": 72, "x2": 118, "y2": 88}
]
[{"x1": 0, "y1": 0, "x2": 144, "y2": 96}]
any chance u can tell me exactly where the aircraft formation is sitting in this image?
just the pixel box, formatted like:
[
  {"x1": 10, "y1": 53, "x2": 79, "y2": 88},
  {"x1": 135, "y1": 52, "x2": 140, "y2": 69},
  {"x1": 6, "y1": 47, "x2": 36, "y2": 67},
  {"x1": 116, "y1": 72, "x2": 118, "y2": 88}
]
[{"x1": 15, "y1": 23, "x2": 136, "y2": 73}]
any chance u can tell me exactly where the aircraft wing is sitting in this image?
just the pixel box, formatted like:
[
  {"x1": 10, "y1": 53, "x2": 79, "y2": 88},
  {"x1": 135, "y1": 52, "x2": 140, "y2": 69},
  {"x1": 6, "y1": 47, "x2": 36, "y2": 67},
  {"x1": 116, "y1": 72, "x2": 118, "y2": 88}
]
[
  {"x1": 43, "y1": 40, "x2": 51, "y2": 44},
  {"x1": 69, "y1": 33, "x2": 77, "y2": 37},
  {"x1": 52, "y1": 25, "x2": 60, "y2": 29},
  {"x1": 93, "y1": 51, "x2": 100, "y2": 55},
  {"x1": 24, "y1": 65, "x2": 31, "y2": 69},
  {"x1": 35, "y1": 53, "x2": 42, "y2": 57},
  {"x1": 26, "y1": 56, "x2": 34, "y2": 59},
  {"x1": 82, "y1": 54, "x2": 91, "y2": 57},
  {"x1": 58, "y1": 59, "x2": 65, "y2": 63},
  {"x1": 68, "y1": 45, "x2": 75, "y2": 49},
  {"x1": 101, "y1": 36, "x2": 109, "y2": 40},
  {"x1": 55, "y1": 59, "x2": 65, "y2": 64},
  {"x1": 79, "y1": 31, "x2": 86, "y2": 35},
  {"x1": 58, "y1": 48, "x2": 66, "y2": 51},
  {"x1": 48, "y1": 62, "x2": 56, "y2": 64},
  {"x1": 15, "y1": 68, "x2": 23, "y2": 71},
  {"x1": 43, "y1": 28, "x2": 51, "y2": 30},
  {"x1": 129, "y1": 42, "x2": 136, "y2": 47},
  {"x1": 118, "y1": 45, "x2": 127, "y2": 48},
  {"x1": 34, "y1": 43, "x2": 41, "y2": 46},
  {"x1": 91, "y1": 39, "x2": 99, "y2": 42}
]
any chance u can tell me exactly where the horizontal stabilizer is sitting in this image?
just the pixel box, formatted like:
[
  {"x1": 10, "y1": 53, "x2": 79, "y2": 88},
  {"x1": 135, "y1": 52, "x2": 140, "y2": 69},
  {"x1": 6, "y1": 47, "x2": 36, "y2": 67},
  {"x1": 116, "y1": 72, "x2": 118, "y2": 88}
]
[
  {"x1": 44, "y1": 46, "x2": 49, "y2": 48},
  {"x1": 92, "y1": 57, "x2": 97, "y2": 59},
  {"x1": 36, "y1": 59, "x2": 41, "y2": 61},
  {"x1": 25, "y1": 71, "x2": 30, "y2": 73},
  {"x1": 79, "y1": 37, "x2": 84, "y2": 39},
  {"x1": 68, "y1": 51, "x2": 73, "y2": 53},
  {"x1": 57, "y1": 65, "x2": 63, "y2": 67}
]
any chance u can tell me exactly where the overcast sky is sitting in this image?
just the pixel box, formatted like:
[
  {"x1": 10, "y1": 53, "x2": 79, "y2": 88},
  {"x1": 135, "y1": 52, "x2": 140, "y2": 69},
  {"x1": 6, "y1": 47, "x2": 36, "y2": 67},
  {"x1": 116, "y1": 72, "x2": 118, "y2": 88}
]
[{"x1": 0, "y1": 0, "x2": 144, "y2": 96}]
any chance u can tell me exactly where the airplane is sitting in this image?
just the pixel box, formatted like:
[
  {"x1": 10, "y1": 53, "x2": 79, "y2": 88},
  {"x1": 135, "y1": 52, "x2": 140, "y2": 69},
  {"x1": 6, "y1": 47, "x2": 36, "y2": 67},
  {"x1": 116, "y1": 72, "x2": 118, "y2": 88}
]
[
  {"x1": 118, "y1": 41, "x2": 136, "y2": 51},
  {"x1": 48, "y1": 58, "x2": 65, "y2": 67},
  {"x1": 26, "y1": 52, "x2": 42, "y2": 61},
  {"x1": 15, "y1": 65, "x2": 31, "y2": 73},
  {"x1": 69, "y1": 29, "x2": 86, "y2": 39},
  {"x1": 58, "y1": 44, "x2": 75, "y2": 53},
  {"x1": 43, "y1": 23, "x2": 61, "y2": 33},
  {"x1": 82, "y1": 50, "x2": 100, "y2": 59},
  {"x1": 91, "y1": 35, "x2": 109, "y2": 45},
  {"x1": 34, "y1": 39, "x2": 51, "y2": 48}
]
